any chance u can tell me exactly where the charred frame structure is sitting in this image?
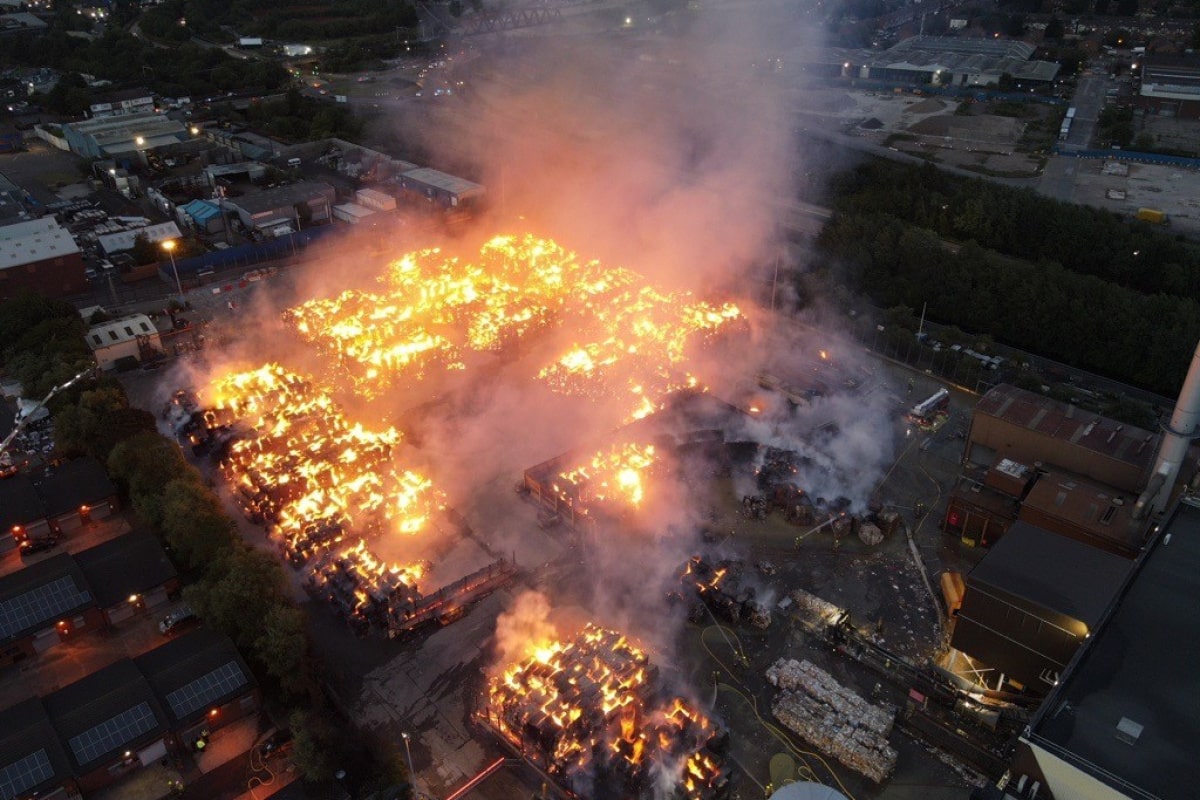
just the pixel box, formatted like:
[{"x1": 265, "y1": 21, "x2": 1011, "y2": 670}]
[{"x1": 478, "y1": 625, "x2": 731, "y2": 799}]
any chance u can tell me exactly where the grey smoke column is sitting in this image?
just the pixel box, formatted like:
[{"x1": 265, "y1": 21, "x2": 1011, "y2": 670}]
[{"x1": 1143, "y1": 339, "x2": 1200, "y2": 515}]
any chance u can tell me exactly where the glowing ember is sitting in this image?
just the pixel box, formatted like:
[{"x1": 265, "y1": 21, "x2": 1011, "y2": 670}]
[
  {"x1": 480, "y1": 625, "x2": 728, "y2": 798},
  {"x1": 554, "y1": 442, "x2": 658, "y2": 511},
  {"x1": 205, "y1": 363, "x2": 442, "y2": 572},
  {"x1": 284, "y1": 234, "x2": 743, "y2": 420}
]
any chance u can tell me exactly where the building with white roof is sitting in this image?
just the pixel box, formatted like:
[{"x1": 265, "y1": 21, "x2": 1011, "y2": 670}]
[
  {"x1": 0, "y1": 217, "x2": 85, "y2": 299},
  {"x1": 86, "y1": 314, "x2": 162, "y2": 370},
  {"x1": 62, "y1": 112, "x2": 188, "y2": 161},
  {"x1": 96, "y1": 221, "x2": 182, "y2": 256}
]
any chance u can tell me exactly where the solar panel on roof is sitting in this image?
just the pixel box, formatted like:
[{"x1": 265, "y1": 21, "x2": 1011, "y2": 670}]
[
  {"x1": 0, "y1": 576, "x2": 91, "y2": 639},
  {"x1": 67, "y1": 701, "x2": 158, "y2": 766},
  {"x1": 0, "y1": 749, "x2": 54, "y2": 800},
  {"x1": 165, "y1": 661, "x2": 247, "y2": 719}
]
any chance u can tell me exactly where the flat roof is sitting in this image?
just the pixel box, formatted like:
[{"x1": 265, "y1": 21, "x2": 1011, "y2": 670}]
[
  {"x1": 968, "y1": 521, "x2": 1129, "y2": 626},
  {"x1": 399, "y1": 167, "x2": 483, "y2": 197},
  {"x1": 1020, "y1": 470, "x2": 1147, "y2": 552},
  {"x1": 229, "y1": 181, "x2": 334, "y2": 216},
  {"x1": 73, "y1": 531, "x2": 177, "y2": 608},
  {"x1": 975, "y1": 384, "x2": 1158, "y2": 475},
  {"x1": 96, "y1": 221, "x2": 181, "y2": 255},
  {"x1": 1027, "y1": 499, "x2": 1200, "y2": 799},
  {"x1": 0, "y1": 216, "x2": 80, "y2": 272}
]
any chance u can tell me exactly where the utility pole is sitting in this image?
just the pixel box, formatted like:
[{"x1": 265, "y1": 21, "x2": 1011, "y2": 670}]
[{"x1": 917, "y1": 301, "x2": 927, "y2": 340}]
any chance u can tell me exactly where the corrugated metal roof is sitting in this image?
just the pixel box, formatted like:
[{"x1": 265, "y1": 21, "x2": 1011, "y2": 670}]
[{"x1": 96, "y1": 221, "x2": 181, "y2": 255}]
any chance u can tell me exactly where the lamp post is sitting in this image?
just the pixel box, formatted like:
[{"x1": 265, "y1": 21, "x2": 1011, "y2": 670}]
[
  {"x1": 161, "y1": 239, "x2": 184, "y2": 303},
  {"x1": 400, "y1": 732, "x2": 417, "y2": 798}
]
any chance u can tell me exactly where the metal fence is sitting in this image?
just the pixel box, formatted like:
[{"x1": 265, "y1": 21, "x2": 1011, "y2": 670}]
[
  {"x1": 1053, "y1": 146, "x2": 1200, "y2": 170},
  {"x1": 158, "y1": 225, "x2": 342, "y2": 285}
]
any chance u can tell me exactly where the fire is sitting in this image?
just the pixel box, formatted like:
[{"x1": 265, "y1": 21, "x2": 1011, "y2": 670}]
[
  {"x1": 284, "y1": 234, "x2": 743, "y2": 420},
  {"x1": 554, "y1": 442, "x2": 658, "y2": 511},
  {"x1": 480, "y1": 625, "x2": 727, "y2": 798},
  {"x1": 205, "y1": 363, "x2": 440, "y2": 579}
]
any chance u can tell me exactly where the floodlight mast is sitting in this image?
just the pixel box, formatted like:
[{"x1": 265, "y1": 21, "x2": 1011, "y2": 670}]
[{"x1": 0, "y1": 368, "x2": 92, "y2": 458}]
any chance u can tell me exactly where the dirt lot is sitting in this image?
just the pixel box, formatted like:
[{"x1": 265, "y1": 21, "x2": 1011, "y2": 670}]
[
  {"x1": 1071, "y1": 156, "x2": 1200, "y2": 237},
  {"x1": 795, "y1": 88, "x2": 1049, "y2": 178}
]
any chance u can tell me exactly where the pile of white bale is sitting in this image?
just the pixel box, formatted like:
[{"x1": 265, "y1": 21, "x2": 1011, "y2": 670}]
[{"x1": 767, "y1": 658, "x2": 898, "y2": 783}]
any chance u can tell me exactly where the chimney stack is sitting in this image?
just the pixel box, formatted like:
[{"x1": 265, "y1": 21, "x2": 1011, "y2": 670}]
[{"x1": 1141, "y1": 340, "x2": 1200, "y2": 515}]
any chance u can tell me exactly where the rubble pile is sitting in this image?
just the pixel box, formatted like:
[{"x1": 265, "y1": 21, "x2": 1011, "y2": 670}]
[
  {"x1": 480, "y1": 625, "x2": 731, "y2": 799},
  {"x1": 678, "y1": 557, "x2": 771, "y2": 629},
  {"x1": 767, "y1": 658, "x2": 897, "y2": 783}
]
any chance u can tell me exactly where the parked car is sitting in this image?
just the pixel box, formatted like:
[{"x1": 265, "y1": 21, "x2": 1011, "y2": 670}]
[
  {"x1": 159, "y1": 605, "x2": 198, "y2": 635},
  {"x1": 19, "y1": 536, "x2": 60, "y2": 558},
  {"x1": 261, "y1": 729, "x2": 294, "y2": 755}
]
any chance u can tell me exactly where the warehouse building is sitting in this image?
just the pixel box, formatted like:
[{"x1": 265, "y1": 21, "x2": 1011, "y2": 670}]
[
  {"x1": 178, "y1": 199, "x2": 224, "y2": 235},
  {"x1": 397, "y1": 167, "x2": 484, "y2": 209},
  {"x1": 0, "y1": 216, "x2": 86, "y2": 299},
  {"x1": 1137, "y1": 54, "x2": 1200, "y2": 119},
  {"x1": 95, "y1": 221, "x2": 182, "y2": 258},
  {"x1": 88, "y1": 88, "x2": 155, "y2": 119},
  {"x1": 849, "y1": 36, "x2": 1060, "y2": 88},
  {"x1": 225, "y1": 181, "x2": 335, "y2": 233},
  {"x1": 61, "y1": 112, "x2": 188, "y2": 162},
  {"x1": 964, "y1": 385, "x2": 1159, "y2": 495},
  {"x1": 332, "y1": 202, "x2": 377, "y2": 225},
  {"x1": 1003, "y1": 498, "x2": 1200, "y2": 800},
  {"x1": 949, "y1": 521, "x2": 1129, "y2": 695}
]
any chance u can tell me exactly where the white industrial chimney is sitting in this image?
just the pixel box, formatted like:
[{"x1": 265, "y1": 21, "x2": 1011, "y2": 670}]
[{"x1": 1137, "y1": 340, "x2": 1200, "y2": 516}]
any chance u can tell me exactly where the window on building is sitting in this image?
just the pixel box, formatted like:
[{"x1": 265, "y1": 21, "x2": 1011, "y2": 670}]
[
  {"x1": 93, "y1": 335, "x2": 103, "y2": 345},
  {"x1": 140, "y1": 322, "x2": 150, "y2": 333},
  {"x1": 124, "y1": 326, "x2": 134, "y2": 337},
  {"x1": 108, "y1": 330, "x2": 118, "y2": 341}
]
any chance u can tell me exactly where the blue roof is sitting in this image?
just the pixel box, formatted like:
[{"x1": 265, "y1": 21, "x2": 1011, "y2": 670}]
[{"x1": 181, "y1": 199, "x2": 221, "y2": 223}]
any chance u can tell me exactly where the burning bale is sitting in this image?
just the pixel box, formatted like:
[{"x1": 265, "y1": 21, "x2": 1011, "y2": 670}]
[
  {"x1": 678, "y1": 557, "x2": 771, "y2": 629},
  {"x1": 480, "y1": 625, "x2": 730, "y2": 799},
  {"x1": 284, "y1": 234, "x2": 745, "y2": 421},
  {"x1": 766, "y1": 658, "x2": 897, "y2": 783}
]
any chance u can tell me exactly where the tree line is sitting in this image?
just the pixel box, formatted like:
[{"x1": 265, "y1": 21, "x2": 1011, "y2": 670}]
[
  {"x1": 813, "y1": 160, "x2": 1200, "y2": 396},
  {"x1": 0, "y1": 293, "x2": 407, "y2": 795}
]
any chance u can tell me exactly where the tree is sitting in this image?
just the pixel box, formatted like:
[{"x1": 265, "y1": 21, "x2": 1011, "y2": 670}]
[
  {"x1": 288, "y1": 710, "x2": 341, "y2": 782},
  {"x1": 1044, "y1": 16, "x2": 1064, "y2": 40},
  {"x1": 187, "y1": 547, "x2": 287, "y2": 650},
  {"x1": 107, "y1": 432, "x2": 192, "y2": 525},
  {"x1": 130, "y1": 234, "x2": 160, "y2": 267},
  {"x1": 255, "y1": 606, "x2": 311, "y2": 697},
  {"x1": 159, "y1": 479, "x2": 238, "y2": 573}
]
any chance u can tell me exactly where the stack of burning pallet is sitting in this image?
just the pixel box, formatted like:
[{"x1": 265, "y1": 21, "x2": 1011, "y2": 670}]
[
  {"x1": 767, "y1": 658, "x2": 897, "y2": 783},
  {"x1": 480, "y1": 625, "x2": 730, "y2": 799}
]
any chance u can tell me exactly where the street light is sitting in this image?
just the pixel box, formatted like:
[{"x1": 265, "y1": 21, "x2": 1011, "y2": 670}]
[
  {"x1": 161, "y1": 239, "x2": 184, "y2": 303},
  {"x1": 135, "y1": 136, "x2": 145, "y2": 147},
  {"x1": 400, "y1": 733, "x2": 416, "y2": 796}
]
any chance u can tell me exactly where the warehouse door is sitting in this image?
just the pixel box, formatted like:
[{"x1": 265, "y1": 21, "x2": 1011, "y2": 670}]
[
  {"x1": 33, "y1": 628, "x2": 60, "y2": 653},
  {"x1": 108, "y1": 604, "x2": 135, "y2": 625}
]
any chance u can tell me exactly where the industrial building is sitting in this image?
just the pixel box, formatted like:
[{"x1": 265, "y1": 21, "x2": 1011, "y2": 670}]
[
  {"x1": 95, "y1": 221, "x2": 182, "y2": 257},
  {"x1": 88, "y1": 88, "x2": 155, "y2": 119},
  {"x1": 948, "y1": 521, "x2": 1129, "y2": 694},
  {"x1": 944, "y1": 384, "x2": 1169, "y2": 553},
  {"x1": 0, "y1": 629, "x2": 257, "y2": 798},
  {"x1": 0, "y1": 216, "x2": 86, "y2": 299},
  {"x1": 396, "y1": 167, "x2": 484, "y2": 209},
  {"x1": 1137, "y1": 54, "x2": 1200, "y2": 119},
  {"x1": 332, "y1": 202, "x2": 377, "y2": 225},
  {"x1": 178, "y1": 199, "x2": 225, "y2": 235},
  {"x1": 86, "y1": 313, "x2": 164, "y2": 370},
  {"x1": 1000, "y1": 499, "x2": 1200, "y2": 800},
  {"x1": 842, "y1": 36, "x2": 1060, "y2": 88},
  {"x1": 0, "y1": 456, "x2": 118, "y2": 541},
  {"x1": 0, "y1": 531, "x2": 179, "y2": 667},
  {"x1": 60, "y1": 112, "x2": 189, "y2": 162},
  {"x1": 225, "y1": 181, "x2": 335, "y2": 234}
]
